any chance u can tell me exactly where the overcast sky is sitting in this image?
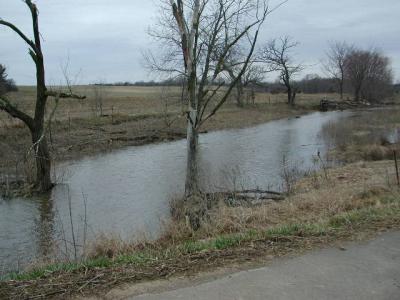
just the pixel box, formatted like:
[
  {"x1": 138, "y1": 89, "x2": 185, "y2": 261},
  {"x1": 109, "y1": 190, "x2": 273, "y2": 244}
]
[{"x1": 1, "y1": 0, "x2": 399, "y2": 85}]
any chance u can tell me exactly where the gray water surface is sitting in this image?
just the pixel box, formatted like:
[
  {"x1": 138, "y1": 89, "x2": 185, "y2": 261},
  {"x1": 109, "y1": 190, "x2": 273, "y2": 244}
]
[{"x1": 0, "y1": 111, "x2": 353, "y2": 275}]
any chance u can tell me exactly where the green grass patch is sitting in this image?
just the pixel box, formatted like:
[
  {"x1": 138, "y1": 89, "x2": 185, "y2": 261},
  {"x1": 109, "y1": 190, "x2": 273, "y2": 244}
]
[
  {"x1": 3, "y1": 201, "x2": 399, "y2": 282},
  {"x1": 266, "y1": 222, "x2": 328, "y2": 237}
]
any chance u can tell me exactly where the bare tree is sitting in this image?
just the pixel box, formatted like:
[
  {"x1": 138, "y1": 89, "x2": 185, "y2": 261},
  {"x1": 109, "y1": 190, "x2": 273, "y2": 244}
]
[
  {"x1": 242, "y1": 63, "x2": 265, "y2": 104},
  {"x1": 173, "y1": 0, "x2": 271, "y2": 197},
  {"x1": 91, "y1": 84, "x2": 107, "y2": 117},
  {"x1": 258, "y1": 36, "x2": 303, "y2": 105},
  {"x1": 0, "y1": 1, "x2": 84, "y2": 192},
  {"x1": 344, "y1": 48, "x2": 393, "y2": 102},
  {"x1": 323, "y1": 41, "x2": 352, "y2": 100},
  {"x1": 148, "y1": 0, "x2": 277, "y2": 224},
  {"x1": 224, "y1": 54, "x2": 265, "y2": 106}
]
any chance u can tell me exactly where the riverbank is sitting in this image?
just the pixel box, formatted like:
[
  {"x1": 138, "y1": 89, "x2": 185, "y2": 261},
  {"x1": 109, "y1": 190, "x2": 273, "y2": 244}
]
[
  {"x1": 0, "y1": 86, "x2": 327, "y2": 178},
  {"x1": 321, "y1": 106, "x2": 400, "y2": 162},
  {"x1": 1, "y1": 89, "x2": 400, "y2": 299},
  {"x1": 1, "y1": 158, "x2": 399, "y2": 299}
]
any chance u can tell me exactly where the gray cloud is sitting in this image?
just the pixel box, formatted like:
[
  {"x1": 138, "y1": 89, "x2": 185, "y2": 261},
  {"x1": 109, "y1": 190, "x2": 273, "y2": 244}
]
[{"x1": 1, "y1": 0, "x2": 399, "y2": 85}]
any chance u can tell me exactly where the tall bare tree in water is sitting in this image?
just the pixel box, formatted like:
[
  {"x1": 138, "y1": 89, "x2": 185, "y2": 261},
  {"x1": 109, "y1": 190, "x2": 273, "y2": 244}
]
[
  {"x1": 148, "y1": 0, "x2": 275, "y2": 227},
  {"x1": 258, "y1": 36, "x2": 302, "y2": 105},
  {"x1": 147, "y1": 0, "x2": 272, "y2": 228},
  {"x1": 0, "y1": 1, "x2": 84, "y2": 192}
]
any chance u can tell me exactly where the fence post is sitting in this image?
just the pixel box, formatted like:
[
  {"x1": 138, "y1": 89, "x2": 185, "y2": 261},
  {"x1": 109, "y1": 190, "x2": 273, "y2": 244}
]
[{"x1": 394, "y1": 150, "x2": 400, "y2": 187}]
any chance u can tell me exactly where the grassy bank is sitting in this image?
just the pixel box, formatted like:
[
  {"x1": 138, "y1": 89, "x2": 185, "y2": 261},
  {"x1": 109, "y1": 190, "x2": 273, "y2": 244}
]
[
  {"x1": 321, "y1": 106, "x2": 400, "y2": 162},
  {"x1": 1, "y1": 159, "x2": 399, "y2": 299}
]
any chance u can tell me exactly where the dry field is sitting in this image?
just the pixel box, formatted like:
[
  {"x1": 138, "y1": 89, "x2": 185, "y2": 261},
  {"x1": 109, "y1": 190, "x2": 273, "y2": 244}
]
[{"x1": 1, "y1": 86, "x2": 327, "y2": 122}]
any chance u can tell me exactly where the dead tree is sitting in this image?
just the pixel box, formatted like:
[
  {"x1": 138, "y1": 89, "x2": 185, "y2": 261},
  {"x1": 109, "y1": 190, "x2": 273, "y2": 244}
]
[
  {"x1": 323, "y1": 41, "x2": 352, "y2": 100},
  {"x1": 0, "y1": 1, "x2": 84, "y2": 192},
  {"x1": 258, "y1": 36, "x2": 302, "y2": 106}
]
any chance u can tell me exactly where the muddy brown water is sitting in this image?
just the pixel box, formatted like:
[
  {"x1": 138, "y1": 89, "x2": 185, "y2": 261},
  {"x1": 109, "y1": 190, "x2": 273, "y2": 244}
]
[{"x1": 0, "y1": 110, "x2": 360, "y2": 275}]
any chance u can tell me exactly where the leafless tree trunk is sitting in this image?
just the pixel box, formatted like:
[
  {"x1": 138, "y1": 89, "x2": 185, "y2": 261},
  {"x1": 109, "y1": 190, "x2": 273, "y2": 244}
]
[
  {"x1": 225, "y1": 62, "x2": 265, "y2": 107},
  {"x1": 0, "y1": 1, "x2": 84, "y2": 192},
  {"x1": 145, "y1": 0, "x2": 279, "y2": 228},
  {"x1": 226, "y1": 67, "x2": 244, "y2": 107},
  {"x1": 92, "y1": 84, "x2": 106, "y2": 117},
  {"x1": 323, "y1": 41, "x2": 352, "y2": 100},
  {"x1": 164, "y1": 0, "x2": 272, "y2": 199},
  {"x1": 258, "y1": 36, "x2": 302, "y2": 106}
]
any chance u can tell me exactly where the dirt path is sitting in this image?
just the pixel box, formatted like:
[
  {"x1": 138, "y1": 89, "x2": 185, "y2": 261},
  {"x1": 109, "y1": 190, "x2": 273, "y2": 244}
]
[{"x1": 101, "y1": 231, "x2": 400, "y2": 300}]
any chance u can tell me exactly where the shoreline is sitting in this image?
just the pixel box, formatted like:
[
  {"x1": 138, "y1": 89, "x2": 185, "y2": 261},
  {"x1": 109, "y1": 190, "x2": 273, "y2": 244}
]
[{"x1": 1, "y1": 159, "x2": 399, "y2": 299}]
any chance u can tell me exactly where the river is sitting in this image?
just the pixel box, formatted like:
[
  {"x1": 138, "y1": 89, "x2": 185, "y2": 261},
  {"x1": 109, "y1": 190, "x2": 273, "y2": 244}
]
[{"x1": 0, "y1": 110, "x2": 354, "y2": 275}]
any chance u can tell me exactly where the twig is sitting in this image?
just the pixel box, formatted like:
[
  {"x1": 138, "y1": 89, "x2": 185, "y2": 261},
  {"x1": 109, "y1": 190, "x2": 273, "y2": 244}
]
[{"x1": 77, "y1": 274, "x2": 103, "y2": 292}]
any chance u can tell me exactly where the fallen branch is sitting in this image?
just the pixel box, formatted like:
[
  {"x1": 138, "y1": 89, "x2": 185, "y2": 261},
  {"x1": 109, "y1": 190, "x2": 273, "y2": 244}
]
[{"x1": 206, "y1": 189, "x2": 285, "y2": 207}]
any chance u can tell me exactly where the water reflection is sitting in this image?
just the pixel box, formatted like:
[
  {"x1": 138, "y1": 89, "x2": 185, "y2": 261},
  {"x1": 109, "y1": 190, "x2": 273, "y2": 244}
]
[{"x1": 34, "y1": 196, "x2": 55, "y2": 259}]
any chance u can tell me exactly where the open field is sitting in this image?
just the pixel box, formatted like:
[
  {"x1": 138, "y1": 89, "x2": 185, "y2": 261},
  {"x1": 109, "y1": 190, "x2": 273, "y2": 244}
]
[
  {"x1": 1, "y1": 86, "x2": 330, "y2": 122},
  {"x1": 0, "y1": 86, "x2": 333, "y2": 177}
]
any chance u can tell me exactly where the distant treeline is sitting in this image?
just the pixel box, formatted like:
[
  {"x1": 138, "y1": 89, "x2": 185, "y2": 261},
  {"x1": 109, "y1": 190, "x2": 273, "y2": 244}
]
[
  {"x1": 394, "y1": 84, "x2": 400, "y2": 94},
  {"x1": 0, "y1": 64, "x2": 18, "y2": 95},
  {"x1": 93, "y1": 75, "x2": 394, "y2": 95},
  {"x1": 92, "y1": 78, "x2": 186, "y2": 87}
]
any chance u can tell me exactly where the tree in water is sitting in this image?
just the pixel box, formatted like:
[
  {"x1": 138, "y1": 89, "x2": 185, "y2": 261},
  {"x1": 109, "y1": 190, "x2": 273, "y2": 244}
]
[
  {"x1": 0, "y1": 1, "x2": 84, "y2": 192},
  {"x1": 148, "y1": 0, "x2": 277, "y2": 228}
]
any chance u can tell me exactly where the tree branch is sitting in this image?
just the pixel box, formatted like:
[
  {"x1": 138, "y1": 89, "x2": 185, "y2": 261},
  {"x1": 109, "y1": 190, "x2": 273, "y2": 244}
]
[
  {"x1": 46, "y1": 91, "x2": 86, "y2": 100},
  {"x1": 0, "y1": 19, "x2": 37, "y2": 53},
  {"x1": 0, "y1": 96, "x2": 34, "y2": 130}
]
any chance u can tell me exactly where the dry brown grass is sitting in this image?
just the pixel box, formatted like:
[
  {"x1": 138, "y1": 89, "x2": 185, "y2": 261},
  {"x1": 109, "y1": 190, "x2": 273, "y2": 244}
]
[
  {"x1": 321, "y1": 107, "x2": 400, "y2": 162},
  {"x1": 156, "y1": 160, "x2": 400, "y2": 245},
  {"x1": 78, "y1": 160, "x2": 398, "y2": 261},
  {"x1": 1, "y1": 86, "x2": 326, "y2": 125}
]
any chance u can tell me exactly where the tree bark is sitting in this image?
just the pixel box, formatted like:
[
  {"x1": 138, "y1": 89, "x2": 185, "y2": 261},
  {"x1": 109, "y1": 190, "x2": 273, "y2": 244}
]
[
  {"x1": 291, "y1": 90, "x2": 296, "y2": 106},
  {"x1": 185, "y1": 111, "x2": 200, "y2": 197},
  {"x1": 287, "y1": 88, "x2": 291, "y2": 105},
  {"x1": 354, "y1": 85, "x2": 361, "y2": 102},
  {"x1": 236, "y1": 81, "x2": 244, "y2": 107},
  {"x1": 31, "y1": 128, "x2": 53, "y2": 192},
  {"x1": 339, "y1": 73, "x2": 344, "y2": 100},
  {"x1": 1, "y1": 1, "x2": 84, "y2": 193}
]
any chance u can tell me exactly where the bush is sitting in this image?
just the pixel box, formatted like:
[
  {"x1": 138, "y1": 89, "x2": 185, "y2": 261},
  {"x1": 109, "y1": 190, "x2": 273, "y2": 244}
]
[{"x1": 0, "y1": 64, "x2": 18, "y2": 95}]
